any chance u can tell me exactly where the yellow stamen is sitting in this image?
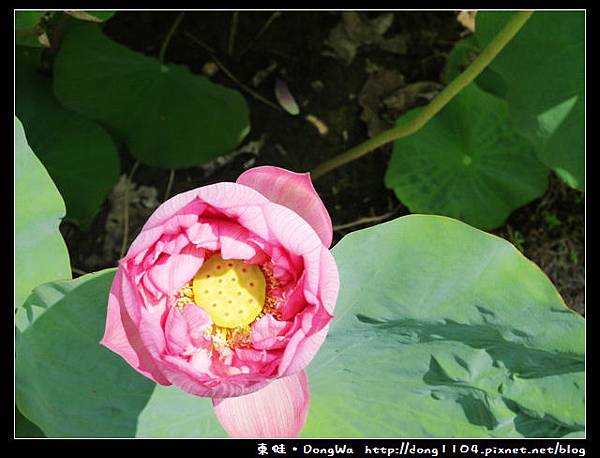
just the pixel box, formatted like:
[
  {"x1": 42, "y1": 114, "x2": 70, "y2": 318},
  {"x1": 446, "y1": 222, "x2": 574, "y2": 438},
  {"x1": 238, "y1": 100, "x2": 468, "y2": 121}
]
[{"x1": 176, "y1": 254, "x2": 281, "y2": 350}]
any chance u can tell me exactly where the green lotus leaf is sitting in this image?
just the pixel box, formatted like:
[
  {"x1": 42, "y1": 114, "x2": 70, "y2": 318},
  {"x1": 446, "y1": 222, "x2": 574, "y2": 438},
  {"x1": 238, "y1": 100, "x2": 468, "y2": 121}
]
[
  {"x1": 14, "y1": 116, "x2": 71, "y2": 309},
  {"x1": 15, "y1": 405, "x2": 45, "y2": 438},
  {"x1": 303, "y1": 215, "x2": 584, "y2": 437},
  {"x1": 16, "y1": 46, "x2": 120, "y2": 226},
  {"x1": 386, "y1": 84, "x2": 549, "y2": 230},
  {"x1": 476, "y1": 11, "x2": 584, "y2": 191},
  {"x1": 53, "y1": 23, "x2": 250, "y2": 169}
]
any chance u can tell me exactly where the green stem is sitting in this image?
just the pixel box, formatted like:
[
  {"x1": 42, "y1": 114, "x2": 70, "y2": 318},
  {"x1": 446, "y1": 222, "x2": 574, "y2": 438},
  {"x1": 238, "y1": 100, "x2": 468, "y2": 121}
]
[
  {"x1": 159, "y1": 12, "x2": 185, "y2": 64},
  {"x1": 311, "y1": 10, "x2": 534, "y2": 180}
]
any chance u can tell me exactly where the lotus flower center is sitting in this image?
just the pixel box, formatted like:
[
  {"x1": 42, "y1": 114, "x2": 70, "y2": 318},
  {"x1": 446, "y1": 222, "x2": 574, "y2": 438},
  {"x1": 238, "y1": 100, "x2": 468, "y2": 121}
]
[{"x1": 192, "y1": 255, "x2": 266, "y2": 328}]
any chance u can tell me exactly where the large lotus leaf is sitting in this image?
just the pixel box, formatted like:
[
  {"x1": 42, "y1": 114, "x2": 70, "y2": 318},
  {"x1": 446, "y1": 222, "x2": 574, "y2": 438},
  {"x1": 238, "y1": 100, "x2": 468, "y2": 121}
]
[
  {"x1": 14, "y1": 116, "x2": 71, "y2": 309},
  {"x1": 135, "y1": 385, "x2": 226, "y2": 438},
  {"x1": 15, "y1": 269, "x2": 227, "y2": 437},
  {"x1": 53, "y1": 23, "x2": 250, "y2": 169},
  {"x1": 385, "y1": 83, "x2": 549, "y2": 230},
  {"x1": 475, "y1": 11, "x2": 584, "y2": 191},
  {"x1": 303, "y1": 215, "x2": 584, "y2": 437},
  {"x1": 16, "y1": 47, "x2": 120, "y2": 226},
  {"x1": 15, "y1": 405, "x2": 45, "y2": 438},
  {"x1": 16, "y1": 270, "x2": 151, "y2": 437}
]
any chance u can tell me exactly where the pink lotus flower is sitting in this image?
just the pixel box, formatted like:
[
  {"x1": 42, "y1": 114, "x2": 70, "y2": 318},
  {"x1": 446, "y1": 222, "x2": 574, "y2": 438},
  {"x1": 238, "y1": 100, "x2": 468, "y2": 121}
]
[{"x1": 101, "y1": 166, "x2": 339, "y2": 437}]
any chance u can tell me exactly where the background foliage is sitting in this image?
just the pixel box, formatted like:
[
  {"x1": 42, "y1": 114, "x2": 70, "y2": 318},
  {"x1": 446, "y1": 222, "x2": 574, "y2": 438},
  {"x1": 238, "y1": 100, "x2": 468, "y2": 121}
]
[
  {"x1": 16, "y1": 47, "x2": 120, "y2": 226},
  {"x1": 54, "y1": 23, "x2": 250, "y2": 169},
  {"x1": 386, "y1": 11, "x2": 584, "y2": 230}
]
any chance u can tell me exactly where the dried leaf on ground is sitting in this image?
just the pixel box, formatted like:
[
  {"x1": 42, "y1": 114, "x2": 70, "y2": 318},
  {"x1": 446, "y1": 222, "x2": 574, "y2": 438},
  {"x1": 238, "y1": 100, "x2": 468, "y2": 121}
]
[
  {"x1": 381, "y1": 81, "x2": 443, "y2": 120},
  {"x1": 323, "y1": 12, "x2": 407, "y2": 65},
  {"x1": 359, "y1": 68, "x2": 443, "y2": 137},
  {"x1": 457, "y1": 10, "x2": 477, "y2": 33},
  {"x1": 378, "y1": 34, "x2": 409, "y2": 55},
  {"x1": 358, "y1": 69, "x2": 406, "y2": 137},
  {"x1": 90, "y1": 175, "x2": 159, "y2": 268},
  {"x1": 200, "y1": 135, "x2": 266, "y2": 177},
  {"x1": 358, "y1": 70, "x2": 406, "y2": 137}
]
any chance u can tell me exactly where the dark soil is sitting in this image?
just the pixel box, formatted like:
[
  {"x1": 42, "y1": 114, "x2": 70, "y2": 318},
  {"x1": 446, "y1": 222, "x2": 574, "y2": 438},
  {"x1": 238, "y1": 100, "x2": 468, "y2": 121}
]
[{"x1": 59, "y1": 11, "x2": 585, "y2": 316}]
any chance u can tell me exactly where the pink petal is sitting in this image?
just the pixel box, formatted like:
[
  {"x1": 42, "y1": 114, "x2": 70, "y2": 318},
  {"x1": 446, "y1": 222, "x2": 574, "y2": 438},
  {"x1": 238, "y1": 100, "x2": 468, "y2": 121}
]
[
  {"x1": 160, "y1": 354, "x2": 221, "y2": 397},
  {"x1": 251, "y1": 314, "x2": 290, "y2": 350},
  {"x1": 232, "y1": 348, "x2": 281, "y2": 376},
  {"x1": 253, "y1": 314, "x2": 288, "y2": 338},
  {"x1": 188, "y1": 349, "x2": 214, "y2": 374},
  {"x1": 300, "y1": 303, "x2": 333, "y2": 337},
  {"x1": 142, "y1": 184, "x2": 268, "y2": 232},
  {"x1": 100, "y1": 269, "x2": 170, "y2": 385},
  {"x1": 125, "y1": 226, "x2": 166, "y2": 263},
  {"x1": 277, "y1": 326, "x2": 329, "y2": 377},
  {"x1": 261, "y1": 203, "x2": 323, "y2": 260},
  {"x1": 237, "y1": 166, "x2": 333, "y2": 247},
  {"x1": 183, "y1": 305, "x2": 213, "y2": 346},
  {"x1": 164, "y1": 307, "x2": 190, "y2": 355},
  {"x1": 186, "y1": 222, "x2": 218, "y2": 249},
  {"x1": 318, "y1": 247, "x2": 339, "y2": 315},
  {"x1": 142, "y1": 195, "x2": 207, "y2": 232},
  {"x1": 141, "y1": 271, "x2": 164, "y2": 301},
  {"x1": 213, "y1": 371, "x2": 310, "y2": 438},
  {"x1": 118, "y1": 263, "x2": 143, "y2": 323},
  {"x1": 297, "y1": 247, "x2": 338, "y2": 324},
  {"x1": 159, "y1": 213, "x2": 200, "y2": 235},
  {"x1": 125, "y1": 184, "x2": 268, "y2": 262},
  {"x1": 138, "y1": 303, "x2": 168, "y2": 359},
  {"x1": 161, "y1": 354, "x2": 271, "y2": 398},
  {"x1": 267, "y1": 244, "x2": 303, "y2": 283},
  {"x1": 215, "y1": 221, "x2": 257, "y2": 260},
  {"x1": 279, "y1": 272, "x2": 308, "y2": 320},
  {"x1": 164, "y1": 304, "x2": 211, "y2": 355},
  {"x1": 162, "y1": 233, "x2": 192, "y2": 255},
  {"x1": 141, "y1": 239, "x2": 166, "y2": 270},
  {"x1": 147, "y1": 245, "x2": 205, "y2": 295}
]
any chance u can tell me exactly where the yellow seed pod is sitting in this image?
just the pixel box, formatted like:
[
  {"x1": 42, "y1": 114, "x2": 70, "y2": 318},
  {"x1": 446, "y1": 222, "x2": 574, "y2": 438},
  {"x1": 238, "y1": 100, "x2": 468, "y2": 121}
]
[{"x1": 192, "y1": 255, "x2": 266, "y2": 328}]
